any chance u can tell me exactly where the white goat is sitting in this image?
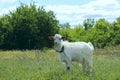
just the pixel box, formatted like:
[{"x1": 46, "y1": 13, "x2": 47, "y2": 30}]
[{"x1": 49, "y1": 34, "x2": 94, "y2": 75}]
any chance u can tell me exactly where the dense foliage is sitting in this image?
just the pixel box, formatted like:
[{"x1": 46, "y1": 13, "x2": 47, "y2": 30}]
[
  {"x1": 0, "y1": 3, "x2": 59, "y2": 49},
  {"x1": 59, "y1": 18, "x2": 120, "y2": 48},
  {"x1": 0, "y1": 3, "x2": 120, "y2": 49}
]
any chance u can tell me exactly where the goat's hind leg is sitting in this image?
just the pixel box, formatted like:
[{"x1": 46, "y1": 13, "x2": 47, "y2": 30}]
[{"x1": 87, "y1": 61, "x2": 92, "y2": 76}]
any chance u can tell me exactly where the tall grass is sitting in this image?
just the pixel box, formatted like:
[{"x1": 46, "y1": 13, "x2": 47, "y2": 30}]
[{"x1": 0, "y1": 48, "x2": 120, "y2": 80}]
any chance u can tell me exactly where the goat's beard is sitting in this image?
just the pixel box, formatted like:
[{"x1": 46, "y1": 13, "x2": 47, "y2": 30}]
[
  {"x1": 54, "y1": 43, "x2": 61, "y2": 51},
  {"x1": 54, "y1": 44, "x2": 59, "y2": 48}
]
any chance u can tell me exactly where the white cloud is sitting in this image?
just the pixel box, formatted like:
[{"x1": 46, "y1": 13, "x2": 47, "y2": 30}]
[
  {"x1": 0, "y1": 6, "x2": 16, "y2": 15},
  {"x1": 0, "y1": 0, "x2": 120, "y2": 25},
  {"x1": 0, "y1": 0, "x2": 17, "y2": 4},
  {"x1": 0, "y1": 0, "x2": 17, "y2": 15},
  {"x1": 45, "y1": 5, "x2": 86, "y2": 25},
  {"x1": 45, "y1": 0, "x2": 120, "y2": 25}
]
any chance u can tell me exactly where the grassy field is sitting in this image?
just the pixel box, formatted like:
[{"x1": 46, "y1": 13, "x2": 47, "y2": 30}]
[{"x1": 0, "y1": 47, "x2": 120, "y2": 80}]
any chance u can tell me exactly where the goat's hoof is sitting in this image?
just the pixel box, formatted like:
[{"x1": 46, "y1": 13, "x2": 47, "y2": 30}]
[{"x1": 67, "y1": 67, "x2": 70, "y2": 70}]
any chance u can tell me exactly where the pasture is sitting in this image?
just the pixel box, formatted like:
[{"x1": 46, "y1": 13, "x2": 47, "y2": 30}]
[{"x1": 0, "y1": 47, "x2": 120, "y2": 80}]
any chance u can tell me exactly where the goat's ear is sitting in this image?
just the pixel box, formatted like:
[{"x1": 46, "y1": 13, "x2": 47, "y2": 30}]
[
  {"x1": 61, "y1": 36, "x2": 65, "y2": 39},
  {"x1": 48, "y1": 36, "x2": 54, "y2": 40}
]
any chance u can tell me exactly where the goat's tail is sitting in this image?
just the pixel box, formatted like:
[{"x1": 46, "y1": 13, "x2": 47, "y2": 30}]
[{"x1": 88, "y1": 42, "x2": 94, "y2": 51}]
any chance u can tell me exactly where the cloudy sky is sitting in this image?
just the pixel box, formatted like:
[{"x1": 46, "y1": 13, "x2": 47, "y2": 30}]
[{"x1": 0, "y1": 0, "x2": 120, "y2": 25}]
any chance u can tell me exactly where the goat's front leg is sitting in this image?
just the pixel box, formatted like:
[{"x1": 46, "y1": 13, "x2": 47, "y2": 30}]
[
  {"x1": 65, "y1": 61, "x2": 70, "y2": 70},
  {"x1": 82, "y1": 63, "x2": 86, "y2": 74},
  {"x1": 82, "y1": 58, "x2": 87, "y2": 74}
]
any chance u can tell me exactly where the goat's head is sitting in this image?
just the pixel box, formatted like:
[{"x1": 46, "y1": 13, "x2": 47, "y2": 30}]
[{"x1": 49, "y1": 34, "x2": 64, "y2": 46}]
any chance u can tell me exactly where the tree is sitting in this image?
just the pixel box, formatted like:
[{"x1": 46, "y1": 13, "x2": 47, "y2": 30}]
[
  {"x1": 0, "y1": 15, "x2": 13, "y2": 49},
  {"x1": 59, "y1": 23, "x2": 70, "y2": 40},
  {"x1": 110, "y1": 17, "x2": 120, "y2": 45},
  {"x1": 59, "y1": 22, "x2": 70, "y2": 29},
  {"x1": 93, "y1": 18, "x2": 111, "y2": 48},
  {"x1": 83, "y1": 18, "x2": 94, "y2": 30},
  {"x1": 0, "y1": 3, "x2": 59, "y2": 49}
]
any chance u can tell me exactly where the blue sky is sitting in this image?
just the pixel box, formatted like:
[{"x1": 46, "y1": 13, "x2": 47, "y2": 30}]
[{"x1": 0, "y1": 0, "x2": 120, "y2": 25}]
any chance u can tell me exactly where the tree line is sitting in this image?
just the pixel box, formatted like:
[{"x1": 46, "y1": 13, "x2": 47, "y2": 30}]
[
  {"x1": 59, "y1": 18, "x2": 120, "y2": 48},
  {"x1": 0, "y1": 3, "x2": 59, "y2": 50},
  {"x1": 0, "y1": 3, "x2": 120, "y2": 49}
]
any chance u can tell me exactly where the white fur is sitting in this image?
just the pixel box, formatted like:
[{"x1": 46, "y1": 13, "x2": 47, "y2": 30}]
[{"x1": 53, "y1": 34, "x2": 94, "y2": 75}]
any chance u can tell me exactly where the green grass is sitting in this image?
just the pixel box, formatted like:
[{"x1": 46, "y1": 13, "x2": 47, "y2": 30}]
[{"x1": 0, "y1": 48, "x2": 120, "y2": 80}]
